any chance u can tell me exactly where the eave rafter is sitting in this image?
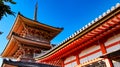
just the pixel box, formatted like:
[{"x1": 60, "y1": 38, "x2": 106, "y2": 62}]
[
  {"x1": 53, "y1": 24, "x2": 120, "y2": 62},
  {"x1": 1, "y1": 36, "x2": 19, "y2": 58},
  {"x1": 13, "y1": 48, "x2": 23, "y2": 58},
  {"x1": 13, "y1": 35, "x2": 51, "y2": 49},
  {"x1": 21, "y1": 20, "x2": 28, "y2": 34},
  {"x1": 18, "y1": 14, "x2": 63, "y2": 41}
]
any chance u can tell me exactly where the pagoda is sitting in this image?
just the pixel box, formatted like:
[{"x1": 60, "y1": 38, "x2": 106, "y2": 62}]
[{"x1": 1, "y1": 12, "x2": 63, "y2": 63}]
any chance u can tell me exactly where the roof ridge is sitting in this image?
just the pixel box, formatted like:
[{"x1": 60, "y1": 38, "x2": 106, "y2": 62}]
[
  {"x1": 18, "y1": 12, "x2": 63, "y2": 30},
  {"x1": 35, "y1": 3, "x2": 120, "y2": 60},
  {"x1": 58, "y1": 3, "x2": 120, "y2": 46}
]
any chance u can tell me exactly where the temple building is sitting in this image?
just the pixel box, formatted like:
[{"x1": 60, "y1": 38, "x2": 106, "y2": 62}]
[
  {"x1": 1, "y1": 13, "x2": 63, "y2": 67},
  {"x1": 35, "y1": 3, "x2": 120, "y2": 67},
  {"x1": 1, "y1": 2, "x2": 120, "y2": 67}
]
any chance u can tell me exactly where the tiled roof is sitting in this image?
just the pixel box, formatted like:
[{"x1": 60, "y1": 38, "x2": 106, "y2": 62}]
[
  {"x1": 35, "y1": 3, "x2": 120, "y2": 60},
  {"x1": 60, "y1": 3, "x2": 120, "y2": 45}
]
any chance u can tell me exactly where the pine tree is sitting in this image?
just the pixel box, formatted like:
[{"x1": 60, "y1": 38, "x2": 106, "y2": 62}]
[{"x1": 0, "y1": 0, "x2": 16, "y2": 20}]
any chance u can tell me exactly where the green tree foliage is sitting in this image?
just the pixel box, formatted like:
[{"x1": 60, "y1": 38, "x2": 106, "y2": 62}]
[{"x1": 0, "y1": 0, "x2": 16, "y2": 20}]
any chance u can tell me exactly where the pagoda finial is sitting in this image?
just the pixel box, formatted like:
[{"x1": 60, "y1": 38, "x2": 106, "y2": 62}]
[{"x1": 34, "y1": 1, "x2": 38, "y2": 21}]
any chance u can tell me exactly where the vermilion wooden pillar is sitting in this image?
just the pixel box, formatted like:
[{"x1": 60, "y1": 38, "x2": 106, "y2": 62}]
[
  {"x1": 62, "y1": 59, "x2": 64, "y2": 67},
  {"x1": 76, "y1": 54, "x2": 80, "y2": 65},
  {"x1": 100, "y1": 41, "x2": 114, "y2": 67}
]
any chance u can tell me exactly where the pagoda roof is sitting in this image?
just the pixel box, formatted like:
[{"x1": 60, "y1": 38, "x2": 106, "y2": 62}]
[
  {"x1": 1, "y1": 34, "x2": 51, "y2": 58},
  {"x1": 1, "y1": 35, "x2": 19, "y2": 58},
  {"x1": 35, "y1": 3, "x2": 120, "y2": 62},
  {"x1": 13, "y1": 34, "x2": 51, "y2": 49},
  {"x1": 7, "y1": 12, "x2": 63, "y2": 40}
]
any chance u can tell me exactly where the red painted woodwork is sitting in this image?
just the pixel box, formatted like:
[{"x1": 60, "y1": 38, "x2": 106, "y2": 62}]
[
  {"x1": 79, "y1": 49, "x2": 101, "y2": 59},
  {"x1": 37, "y1": 14, "x2": 120, "y2": 66},
  {"x1": 100, "y1": 41, "x2": 114, "y2": 67},
  {"x1": 64, "y1": 59, "x2": 76, "y2": 65},
  {"x1": 100, "y1": 42, "x2": 107, "y2": 54},
  {"x1": 61, "y1": 60, "x2": 64, "y2": 67},
  {"x1": 76, "y1": 55, "x2": 80, "y2": 65}
]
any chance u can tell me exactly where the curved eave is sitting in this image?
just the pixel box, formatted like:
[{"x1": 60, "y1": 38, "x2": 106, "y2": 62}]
[
  {"x1": 7, "y1": 12, "x2": 63, "y2": 40},
  {"x1": 1, "y1": 34, "x2": 52, "y2": 58},
  {"x1": 7, "y1": 13, "x2": 21, "y2": 39},
  {"x1": 19, "y1": 13, "x2": 63, "y2": 31},
  {"x1": 18, "y1": 13, "x2": 63, "y2": 40},
  {"x1": 35, "y1": 3, "x2": 120, "y2": 61},
  {"x1": 1, "y1": 36, "x2": 18, "y2": 58},
  {"x1": 13, "y1": 35, "x2": 51, "y2": 49}
]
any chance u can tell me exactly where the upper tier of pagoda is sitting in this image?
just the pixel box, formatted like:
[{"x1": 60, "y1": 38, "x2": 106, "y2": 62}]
[
  {"x1": 1, "y1": 12, "x2": 63, "y2": 58},
  {"x1": 7, "y1": 13, "x2": 63, "y2": 42}
]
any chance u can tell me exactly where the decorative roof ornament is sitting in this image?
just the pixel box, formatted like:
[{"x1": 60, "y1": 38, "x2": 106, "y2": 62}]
[
  {"x1": 111, "y1": 6, "x2": 115, "y2": 11},
  {"x1": 69, "y1": 35, "x2": 72, "y2": 38},
  {"x1": 79, "y1": 29, "x2": 82, "y2": 32},
  {"x1": 82, "y1": 27, "x2": 85, "y2": 30},
  {"x1": 76, "y1": 30, "x2": 80, "y2": 34},
  {"x1": 106, "y1": 9, "x2": 110, "y2": 14},
  {"x1": 74, "y1": 32, "x2": 77, "y2": 36},
  {"x1": 71, "y1": 34, "x2": 75, "y2": 37},
  {"x1": 64, "y1": 38, "x2": 68, "y2": 42},
  {"x1": 57, "y1": 3, "x2": 120, "y2": 47},
  {"x1": 88, "y1": 22, "x2": 92, "y2": 26},
  {"x1": 95, "y1": 18, "x2": 98, "y2": 22},
  {"x1": 91, "y1": 20, "x2": 95, "y2": 24},
  {"x1": 116, "y1": 3, "x2": 120, "y2": 7},
  {"x1": 98, "y1": 15, "x2": 102, "y2": 19},
  {"x1": 85, "y1": 24, "x2": 88, "y2": 28},
  {"x1": 35, "y1": 3, "x2": 120, "y2": 60},
  {"x1": 34, "y1": 1, "x2": 38, "y2": 21},
  {"x1": 102, "y1": 12, "x2": 106, "y2": 17}
]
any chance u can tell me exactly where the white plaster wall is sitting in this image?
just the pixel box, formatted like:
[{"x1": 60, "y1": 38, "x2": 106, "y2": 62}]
[
  {"x1": 105, "y1": 33, "x2": 120, "y2": 46},
  {"x1": 87, "y1": 51, "x2": 102, "y2": 60},
  {"x1": 104, "y1": 33, "x2": 120, "y2": 53},
  {"x1": 113, "y1": 61, "x2": 120, "y2": 67},
  {"x1": 64, "y1": 56, "x2": 76, "y2": 64},
  {"x1": 80, "y1": 51, "x2": 102, "y2": 63},
  {"x1": 106, "y1": 43, "x2": 120, "y2": 53},
  {"x1": 71, "y1": 62, "x2": 77, "y2": 67},
  {"x1": 64, "y1": 63, "x2": 71, "y2": 67},
  {"x1": 79, "y1": 45, "x2": 100, "y2": 57},
  {"x1": 80, "y1": 56, "x2": 88, "y2": 63},
  {"x1": 64, "y1": 61, "x2": 77, "y2": 67}
]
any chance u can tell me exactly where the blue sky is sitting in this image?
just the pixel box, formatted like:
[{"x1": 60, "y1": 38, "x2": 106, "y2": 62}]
[{"x1": 0, "y1": 0, "x2": 120, "y2": 66}]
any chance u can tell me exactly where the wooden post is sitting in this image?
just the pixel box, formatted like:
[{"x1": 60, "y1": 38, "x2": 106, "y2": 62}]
[
  {"x1": 76, "y1": 54, "x2": 80, "y2": 65},
  {"x1": 61, "y1": 60, "x2": 64, "y2": 67},
  {"x1": 99, "y1": 41, "x2": 114, "y2": 67}
]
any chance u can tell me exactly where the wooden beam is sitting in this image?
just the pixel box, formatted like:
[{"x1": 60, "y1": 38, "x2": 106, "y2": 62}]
[
  {"x1": 99, "y1": 41, "x2": 114, "y2": 67},
  {"x1": 76, "y1": 54, "x2": 80, "y2": 65}
]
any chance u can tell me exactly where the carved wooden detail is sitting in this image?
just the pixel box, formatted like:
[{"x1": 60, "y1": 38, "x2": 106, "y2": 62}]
[
  {"x1": 14, "y1": 44, "x2": 41, "y2": 61},
  {"x1": 19, "y1": 28, "x2": 27, "y2": 38},
  {"x1": 12, "y1": 22, "x2": 56, "y2": 61},
  {"x1": 26, "y1": 24, "x2": 55, "y2": 40},
  {"x1": 17, "y1": 24, "x2": 57, "y2": 44}
]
